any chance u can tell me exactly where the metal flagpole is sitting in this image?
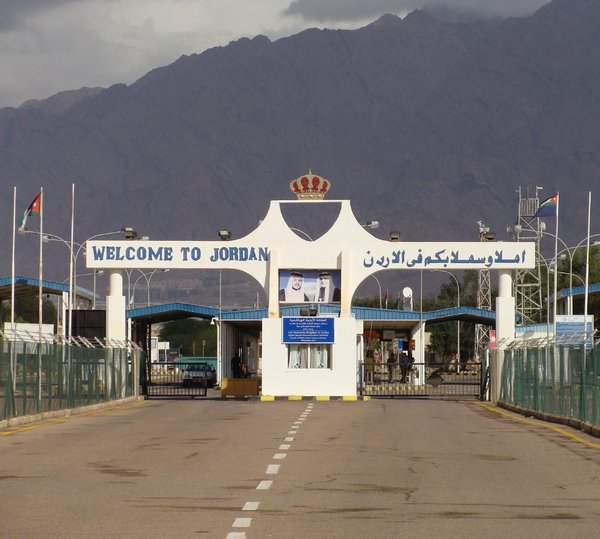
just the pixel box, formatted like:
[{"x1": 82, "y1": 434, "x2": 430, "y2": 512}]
[
  {"x1": 552, "y1": 192, "x2": 559, "y2": 337},
  {"x1": 583, "y1": 192, "x2": 592, "y2": 340},
  {"x1": 10, "y1": 187, "x2": 16, "y2": 329},
  {"x1": 38, "y1": 187, "x2": 44, "y2": 340},
  {"x1": 68, "y1": 183, "x2": 75, "y2": 341}
]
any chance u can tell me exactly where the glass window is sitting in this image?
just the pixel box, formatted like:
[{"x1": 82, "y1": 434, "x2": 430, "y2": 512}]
[{"x1": 288, "y1": 344, "x2": 331, "y2": 369}]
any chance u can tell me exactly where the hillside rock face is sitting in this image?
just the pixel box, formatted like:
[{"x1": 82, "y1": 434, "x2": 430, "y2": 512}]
[{"x1": 1, "y1": 0, "x2": 599, "y2": 303}]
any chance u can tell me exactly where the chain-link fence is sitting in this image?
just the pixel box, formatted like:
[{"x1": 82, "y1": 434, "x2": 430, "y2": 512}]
[
  {"x1": 499, "y1": 342, "x2": 599, "y2": 432},
  {"x1": 0, "y1": 332, "x2": 141, "y2": 421}
]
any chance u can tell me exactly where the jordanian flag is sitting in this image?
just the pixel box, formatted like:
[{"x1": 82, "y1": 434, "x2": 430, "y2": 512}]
[
  {"x1": 533, "y1": 193, "x2": 558, "y2": 218},
  {"x1": 19, "y1": 192, "x2": 42, "y2": 230}
]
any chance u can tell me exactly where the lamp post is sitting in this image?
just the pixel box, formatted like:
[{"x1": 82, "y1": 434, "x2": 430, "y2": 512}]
[
  {"x1": 217, "y1": 230, "x2": 231, "y2": 382},
  {"x1": 537, "y1": 255, "x2": 553, "y2": 338},
  {"x1": 370, "y1": 274, "x2": 383, "y2": 309},
  {"x1": 19, "y1": 227, "x2": 134, "y2": 336},
  {"x1": 211, "y1": 317, "x2": 221, "y2": 385},
  {"x1": 430, "y1": 269, "x2": 461, "y2": 372},
  {"x1": 130, "y1": 269, "x2": 170, "y2": 307},
  {"x1": 558, "y1": 234, "x2": 600, "y2": 315}
]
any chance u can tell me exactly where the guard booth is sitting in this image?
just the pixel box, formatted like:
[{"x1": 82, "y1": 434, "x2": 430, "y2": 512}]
[{"x1": 88, "y1": 172, "x2": 534, "y2": 399}]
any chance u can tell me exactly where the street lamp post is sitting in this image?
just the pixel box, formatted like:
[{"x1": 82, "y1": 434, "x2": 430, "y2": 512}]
[
  {"x1": 130, "y1": 269, "x2": 170, "y2": 307},
  {"x1": 430, "y1": 269, "x2": 461, "y2": 372},
  {"x1": 19, "y1": 227, "x2": 134, "y2": 337},
  {"x1": 217, "y1": 230, "x2": 231, "y2": 383}
]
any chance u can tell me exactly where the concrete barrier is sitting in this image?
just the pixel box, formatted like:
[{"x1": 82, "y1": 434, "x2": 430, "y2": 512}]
[{"x1": 221, "y1": 378, "x2": 260, "y2": 398}]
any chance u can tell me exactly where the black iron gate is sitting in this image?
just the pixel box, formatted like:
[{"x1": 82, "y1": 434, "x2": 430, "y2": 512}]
[
  {"x1": 359, "y1": 361, "x2": 487, "y2": 399},
  {"x1": 143, "y1": 361, "x2": 215, "y2": 398}
]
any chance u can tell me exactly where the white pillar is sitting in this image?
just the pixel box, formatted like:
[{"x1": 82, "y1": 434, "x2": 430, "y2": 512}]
[
  {"x1": 496, "y1": 270, "x2": 515, "y2": 343},
  {"x1": 267, "y1": 249, "x2": 279, "y2": 318},
  {"x1": 106, "y1": 270, "x2": 126, "y2": 342},
  {"x1": 491, "y1": 270, "x2": 515, "y2": 403}
]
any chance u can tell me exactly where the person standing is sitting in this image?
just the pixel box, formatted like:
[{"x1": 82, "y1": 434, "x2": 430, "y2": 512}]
[
  {"x1": 231, "y1": 354, "x2": 242, "y2": 378},
  {"x1": 399, "y1": 351, "x2": 414, "y2": 383},
  {"x1": 386, "y1": 351, "x2": 396, "y2": 383}
]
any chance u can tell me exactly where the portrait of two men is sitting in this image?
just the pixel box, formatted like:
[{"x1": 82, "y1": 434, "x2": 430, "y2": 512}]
[{"x1": 279, "y1": 269, "x2": 341, "y2": 303}]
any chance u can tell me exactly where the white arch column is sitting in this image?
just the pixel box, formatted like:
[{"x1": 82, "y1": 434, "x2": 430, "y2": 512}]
[
  {"x1": 106, "y1": 270, "x2": 126, "y2": 342},
  {"x1": 491, "y1": 269, "x2": 515, "y2": 402}
]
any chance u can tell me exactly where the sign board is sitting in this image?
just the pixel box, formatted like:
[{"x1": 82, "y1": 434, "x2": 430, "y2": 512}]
[
  {"x1": 556, "y1": 315, "x2": 593, "y2": 339},
  {"x1": 282, "y1": 317, "x2": 335, "y2": 343}
]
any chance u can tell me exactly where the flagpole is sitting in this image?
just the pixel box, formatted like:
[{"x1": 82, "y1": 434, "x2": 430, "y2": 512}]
[
  {"x1": 583, "y1": 191, "x2": 592, "y2": 340},
  {"x1": 38, "y1": 188, "x2": 44, "y2": 340},
  {"x1": 552, "y1": 192, "x2": 559, "y2": 338},
  {"x1": 11, "y1": 187, "x2": 17, "y2": 329},
  {"x1": 68, "y1": 183, "x2": 75, "y2": 342}
]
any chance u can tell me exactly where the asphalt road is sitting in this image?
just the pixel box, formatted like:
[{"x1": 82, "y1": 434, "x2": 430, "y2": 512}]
[{"x1": 1, "y1": 396, "x2": 599, "y2": 538}]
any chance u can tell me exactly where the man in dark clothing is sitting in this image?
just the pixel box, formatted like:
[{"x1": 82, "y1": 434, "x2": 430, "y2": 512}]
[
  {"x1": 231, "y1": 355, "x2": 242, "y2": 378},
  {"x1": 399, "y1": 352, "x2": 413, "y2": 383},
  {"x1": 386, "y1": 352, "x2": 396, "y2": 383}
]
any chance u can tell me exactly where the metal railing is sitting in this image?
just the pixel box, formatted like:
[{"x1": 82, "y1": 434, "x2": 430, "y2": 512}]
[
  {"x1": 500, "y1": 342, "x2": 599, "y2": 432},
  {"x1": 0, "y1": 332, "x2": 141, "y2": 421},
  {"x1": 360, "y1": 361, "x2": 485, "y2": 399}
]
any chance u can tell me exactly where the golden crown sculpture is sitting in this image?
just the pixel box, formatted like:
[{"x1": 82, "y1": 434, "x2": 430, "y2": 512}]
[{"x1": 289, "y1": 171, "x2": 331, "y2": 199}]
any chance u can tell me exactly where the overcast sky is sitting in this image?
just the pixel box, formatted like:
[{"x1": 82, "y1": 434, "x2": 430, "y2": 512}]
[{"x1": 0, "y1": 0, "x2": 550, "y2": 109}]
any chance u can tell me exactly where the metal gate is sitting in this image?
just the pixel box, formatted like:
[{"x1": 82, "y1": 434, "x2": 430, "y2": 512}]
[
  {"x1": 359, "y1": 361, "x2": 488, "y2": 399},
  {"x1": 143, "y1": 361, "x2": 215, "y2": 398}
]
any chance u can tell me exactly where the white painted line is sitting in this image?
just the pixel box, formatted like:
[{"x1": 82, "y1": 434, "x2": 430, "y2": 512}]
[
  {"x1": 266, "y1": 464, "x2": 280, "y2": 474},
  {"x1": 243, "y1": 502, "x2": 260, "y2": 511},
  {"x1": 233, "y1": 518, "x2": 252, "y2": 528},
  {"x1": 288, "y1": 430, "x2": 297, "y2": 435},
  {"x1": 297, "y1": 418, "x2": 305, "y2": 422},
  {"x1": 279, "y1": 444, "x2": 291, "y2": 450},
  {"x1": 273, "y1": 453, "x2": 287, "y2": 460},
  {"x1": 256, "y1": 480, "x2": 273, "y2": 490},
  {"x1": 226, "y1": 532, "x2": 246, "y2": 539},
  {"x1": 284, "y1": 437, "x2": 294, "y2": 442}
]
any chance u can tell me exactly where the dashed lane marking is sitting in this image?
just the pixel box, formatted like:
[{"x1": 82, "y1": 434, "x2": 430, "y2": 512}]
[
  {"x1": 232, "y1": 518, "x2": 252, "y2": 528},
  {"x1": 266, "y1": 464, "x2": 280, "y2": 474}
]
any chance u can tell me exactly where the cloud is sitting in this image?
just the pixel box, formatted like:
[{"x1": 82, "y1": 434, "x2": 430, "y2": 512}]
[
  {"x1": 0, "y1": 0, "x2": 84, "y2": 31},
  {"x1": 282, "y1": 0, "x2": 551, "y2": 23}
]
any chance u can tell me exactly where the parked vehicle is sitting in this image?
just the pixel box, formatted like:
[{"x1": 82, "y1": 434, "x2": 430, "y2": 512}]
[{"x1": 182, "y1": 363, "x2": 216, "y2": 387}]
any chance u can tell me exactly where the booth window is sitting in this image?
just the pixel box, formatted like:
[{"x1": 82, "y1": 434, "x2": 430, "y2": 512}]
[{"x1": 288, "y1": 344, "x2": 331, "y2": 369}]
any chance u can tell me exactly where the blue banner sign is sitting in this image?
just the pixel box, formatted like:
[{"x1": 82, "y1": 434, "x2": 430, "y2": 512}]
[{"x1": 282, "y1": 317, "x2": 335, "y2": 343}]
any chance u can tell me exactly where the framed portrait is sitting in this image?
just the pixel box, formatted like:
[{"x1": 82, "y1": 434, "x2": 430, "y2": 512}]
[{"x1": 278, "y1": 269, "x2": 341, "y2": 303}]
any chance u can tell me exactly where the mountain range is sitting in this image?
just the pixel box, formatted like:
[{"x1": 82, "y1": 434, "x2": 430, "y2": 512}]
[{"x1": 1, "y1": 0, "x2": 599, "y2": 306}]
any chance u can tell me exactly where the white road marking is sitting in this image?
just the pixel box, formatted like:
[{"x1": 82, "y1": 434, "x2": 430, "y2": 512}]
[
  {"x1": 256, "y1": 480, "x2": 273, "y2": 490},
  {"x1": 273, "y1": 453, "x2": 287, "y2": 460},
  {"x1": 243, "y1": 502, "x2": 260, "y2": 511},
  {"x1": 288, "y1": 430, "x2": 297, "y2": 435},
  {"x1": 233, "y1": 518, "x2": 252, "y2": 528},
  {"x1": 279, "y1": 444, "x2": 291, "y2": 450},
  {"x1": 266, "y1": 464, "x2": 280, "y2": 474},
  {"x1": 226, "y1": 532, "x2": 246, "y2": 539}
]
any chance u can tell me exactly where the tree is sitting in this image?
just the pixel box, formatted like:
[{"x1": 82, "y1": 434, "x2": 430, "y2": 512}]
[{"x1": 159, "y1": 319, "x2": 216, "y2": 356}]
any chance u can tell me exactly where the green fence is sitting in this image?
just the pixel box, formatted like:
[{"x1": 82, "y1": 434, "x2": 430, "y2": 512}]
[
  {"x1": 500, "y1": 343, "x2": 599, "y2": 431},
  {"x1": 1, "y1": 339, "x2": 140, "y2": 421}
]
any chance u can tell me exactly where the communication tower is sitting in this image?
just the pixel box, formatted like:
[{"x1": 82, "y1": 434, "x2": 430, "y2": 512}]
[
  {"x1": 508, "y1": 187, "x2": 544, "y2": 325},
  {"x1": 475, "y1": 221, "x2": 494, "y2": 360}
]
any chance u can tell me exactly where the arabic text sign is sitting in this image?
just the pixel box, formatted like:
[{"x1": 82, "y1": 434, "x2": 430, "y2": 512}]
[
  {"x1": 362, "y1": 242, "x2": 536, "y2": 270},
  {"x1": 282, "y1": 317, "x2": 335, "y2": 343}
]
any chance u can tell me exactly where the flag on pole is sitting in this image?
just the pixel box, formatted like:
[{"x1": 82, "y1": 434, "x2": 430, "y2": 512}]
[
  {"x1": 19, "y1": 192, "x2": 42, "y2": 230},
  {"x1": 533, "y1": 193, "x2": 558, "y2": 218}
]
